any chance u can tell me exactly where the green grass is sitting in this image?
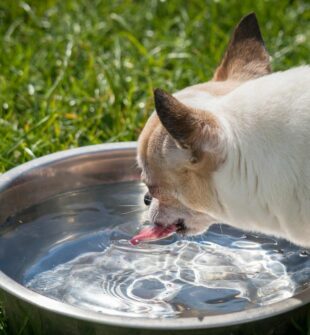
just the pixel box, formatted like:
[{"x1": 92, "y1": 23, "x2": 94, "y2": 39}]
[
  {"x1": 0, "y1": 0, "x2": 309, "y2": 333},
  {"x1": 0, "y1": 0, "x2": 309, "y2": 173}
]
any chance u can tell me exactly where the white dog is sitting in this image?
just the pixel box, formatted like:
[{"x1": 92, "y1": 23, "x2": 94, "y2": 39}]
[{"x1": 133, "y1": 13, "x2": 310, "y2": 248}]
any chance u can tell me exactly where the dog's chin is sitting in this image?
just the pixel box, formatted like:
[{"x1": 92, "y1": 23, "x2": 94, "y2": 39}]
[
  {"x1": 179, "y1": 225, "x2": 208, "y2": 237},
  {"x1": 174, "y1": 219, "x2": 210, "y2": 237}
]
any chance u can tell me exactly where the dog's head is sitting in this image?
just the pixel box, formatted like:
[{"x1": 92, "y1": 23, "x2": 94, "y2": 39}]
[{"x1": 137, "y1": 13, "x2": 271, "y2": 236}]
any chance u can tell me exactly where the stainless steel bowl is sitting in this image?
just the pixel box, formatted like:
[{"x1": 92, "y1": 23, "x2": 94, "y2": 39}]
[{"x1": 0, "y1": 142, "x2": 309, "y2": 335}]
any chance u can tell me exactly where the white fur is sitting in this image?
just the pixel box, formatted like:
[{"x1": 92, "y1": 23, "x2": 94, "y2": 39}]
[{"x1": 193, "y1": 66, "x2": 310, "y2": 247}]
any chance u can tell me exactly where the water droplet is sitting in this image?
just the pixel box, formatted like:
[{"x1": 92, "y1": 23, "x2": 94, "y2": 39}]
[{"x1": 299, "y1": 250, "x2": 310, "y2": 257}]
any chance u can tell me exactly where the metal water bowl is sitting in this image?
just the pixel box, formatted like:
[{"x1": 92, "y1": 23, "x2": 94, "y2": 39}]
[{"x1": 0, "y1": 142, "x2": 309, "y2": 335}]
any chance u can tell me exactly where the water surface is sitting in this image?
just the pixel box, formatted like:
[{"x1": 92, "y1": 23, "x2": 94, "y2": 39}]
[{"x1": 1, "y1": 181, "x2": 309, "y2": 319}]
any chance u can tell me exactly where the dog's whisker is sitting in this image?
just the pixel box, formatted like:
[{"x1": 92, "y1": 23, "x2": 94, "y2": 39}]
[{"x1": 120, "y1": 208, "x2": 146, "y2": 215}]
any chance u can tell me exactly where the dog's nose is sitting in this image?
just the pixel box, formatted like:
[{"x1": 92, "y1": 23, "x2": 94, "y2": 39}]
[{"x1": 144, "y1": 192, "x2": 152, "y2": 206}]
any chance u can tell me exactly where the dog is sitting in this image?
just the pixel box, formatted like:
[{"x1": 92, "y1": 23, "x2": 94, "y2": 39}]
[{"x1": 136, "y1": 13, "x2": 310, "y2": 248}]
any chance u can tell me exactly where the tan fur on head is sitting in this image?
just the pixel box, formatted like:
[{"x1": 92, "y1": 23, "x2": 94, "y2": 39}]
[
  {"x1": 137, "y1": 12, "x2": 271, "y2": 236},
  {"x1": 153, "y1": 89, "x2": 221, "y2": 162}
]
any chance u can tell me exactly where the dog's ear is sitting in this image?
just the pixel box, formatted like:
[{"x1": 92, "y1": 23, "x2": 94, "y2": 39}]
[
  {"x1": 154, "y1": 88, "x2": 220, "y2": 158},
  {"x1": 213, "y1": 12, "x2": 271, "y2": 81}
]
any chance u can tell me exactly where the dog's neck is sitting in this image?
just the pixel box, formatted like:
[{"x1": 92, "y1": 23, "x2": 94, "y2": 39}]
[{"x1": 206, "y1": 67, "x2": 310, "y2": 247}]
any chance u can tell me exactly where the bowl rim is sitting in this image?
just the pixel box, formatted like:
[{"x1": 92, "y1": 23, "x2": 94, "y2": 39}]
[{"x1": 0, "y1": 142, "x2": 309, "y2": 330}]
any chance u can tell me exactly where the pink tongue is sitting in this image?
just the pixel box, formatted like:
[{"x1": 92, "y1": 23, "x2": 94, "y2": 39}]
[{"x1": 130, "y1": 225, "x2": 177, "y2": 245}]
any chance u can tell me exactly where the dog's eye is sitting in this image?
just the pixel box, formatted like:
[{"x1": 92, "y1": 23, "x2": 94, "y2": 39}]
[{"x1": 144, "y1": 192, "x2": 152, "y2": 206}]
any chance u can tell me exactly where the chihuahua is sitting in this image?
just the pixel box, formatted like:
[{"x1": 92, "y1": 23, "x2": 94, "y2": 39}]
[{"x1": 134, "y1": 13, "x2": 310, "y2": 247}]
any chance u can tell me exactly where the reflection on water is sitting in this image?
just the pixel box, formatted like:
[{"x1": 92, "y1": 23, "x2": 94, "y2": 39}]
[
  {"x1": 25, "y1": 232, "x2": 310, "y2": 318},
  {"x1": 3, "y1": 181, "x2": 309, "y2": 319}
]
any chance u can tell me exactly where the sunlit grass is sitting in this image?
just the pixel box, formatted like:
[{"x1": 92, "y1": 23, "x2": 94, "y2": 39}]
[
  {"x1": 0, "y1": 0, "x2": 309, "y2": 333},
  {"x1": 0, "y1": 0, "x2": 309, "y2": 173}
]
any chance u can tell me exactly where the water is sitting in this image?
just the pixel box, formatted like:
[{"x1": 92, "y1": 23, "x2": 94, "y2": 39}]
[{"x1": 1, "y1": 181, "x2": 309, "y2": 319}]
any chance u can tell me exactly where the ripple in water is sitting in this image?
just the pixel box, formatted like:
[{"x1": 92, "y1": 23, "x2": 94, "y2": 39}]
[
  {"x1": 4, "y1": 181, "x2": 308, "y2": 319},
  {"x1": 25, "y1": 229, "x2": 310, "y2": 318}
]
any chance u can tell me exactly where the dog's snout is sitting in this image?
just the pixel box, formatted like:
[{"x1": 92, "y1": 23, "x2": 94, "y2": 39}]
[{"x1": 144, "y1": 192, "x2": 152, "y2": 206}]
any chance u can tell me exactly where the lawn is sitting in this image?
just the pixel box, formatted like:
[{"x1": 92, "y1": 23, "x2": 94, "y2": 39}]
[{"x1": 0, "y1": 0, "x2": 309, "y2": 333}]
